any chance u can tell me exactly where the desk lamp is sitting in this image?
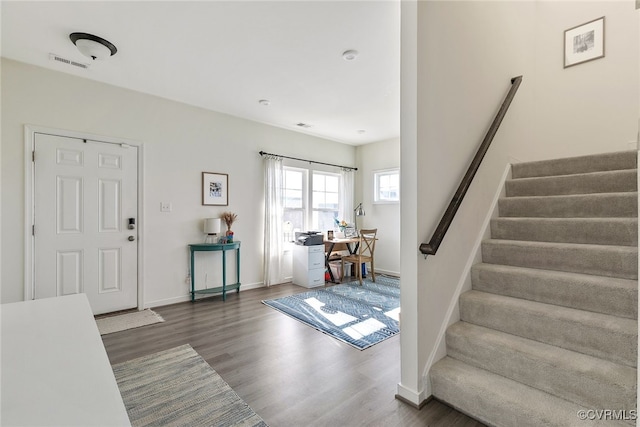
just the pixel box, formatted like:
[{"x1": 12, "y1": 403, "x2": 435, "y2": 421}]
[
  {"x1": 354, "y1": 203, "x2": 365, "y2": 232},
  {"x1": 204, "y1": 218, "x2": 221, "y2": 243}
]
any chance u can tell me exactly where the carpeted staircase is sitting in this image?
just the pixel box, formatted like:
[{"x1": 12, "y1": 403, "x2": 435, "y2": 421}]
[{"x1": 430, "y1": 151, "x2": 638, "y2": 426}]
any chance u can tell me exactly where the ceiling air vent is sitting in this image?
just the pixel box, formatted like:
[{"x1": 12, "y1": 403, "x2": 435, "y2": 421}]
[
  {"x1": 296, "y1": 123, "x2": 312, "y2": 128},
  {"x1": 49, "y1": 53, "x2": 89, "y2": 69}
]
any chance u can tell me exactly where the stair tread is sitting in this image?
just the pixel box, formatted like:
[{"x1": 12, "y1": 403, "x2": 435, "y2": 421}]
[
  {"x1": 490, "y1": 217, "x2": 638, "y2": 246},
  {"x1": 431, "y1": 357, "x2": 632, "y2": 426},
  {"x1": 498, "y1": 192, "x2": 638, "y2": 218},
  {"x1": 511, "y1": 150, "x2": 637, "y2": 179},
  {"x1": 493, "y1": 217, "x2": 638, "y2": 223},
  {"x1": 502, "y1": 192, "x2": 639, "y2": 203},
  {"x1": 481, "y1": 239, "x2": 638, "y2": 280},
  {"x1": 509, "y1": 169, "x2": 637, "y2": 182},
  {"x1": 484, "y1": 238, "x2": 639, "y2": 251},
  {"x1": 446, "y1": 322, "x2": 636, "y2": 409},
  {"x1": 472, "y1": 262, "x2": 638, "y2": 288},
  {"x1": 472, "y1": 263, "x2": 638, "y2": 320},
  {"x1": 506, "y1": 169, "x2": 637, "y2": 197},
  {"x1": 461, "y1": 290, "x2": 637, "y2": 331}
]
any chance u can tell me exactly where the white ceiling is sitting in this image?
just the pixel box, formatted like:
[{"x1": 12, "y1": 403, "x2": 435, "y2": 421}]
[{"x1": 1, "y1": 1, "x2": 400, "y2": 145}]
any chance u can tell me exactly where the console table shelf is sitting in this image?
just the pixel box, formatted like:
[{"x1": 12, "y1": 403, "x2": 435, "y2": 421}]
[{"x1": 188, "y1": 242, "x2": 241, "y2": 302}]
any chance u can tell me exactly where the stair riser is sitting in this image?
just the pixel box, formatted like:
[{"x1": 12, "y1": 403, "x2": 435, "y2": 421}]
[
  {"x1": 511, "y1": 150, "x2": 637, "y2": 179},
  {"x1": 471, "y1": 265, "x2": 638, "y2": 319},
  {"x1": 505, "y1": 170, "x2": 637, "y2": 197},
  {"x1": 446, "y1": 324, "x2": 636, "y2": 411},
  {"x1": 490, "y1": 218, "x2": 638, "y2": 247},
  {"x1": 459, "y1": 294, "x2": 637, "y2": 367},
  {"x1": 482, "y1": 241, "x2": 638, "y2": 280},
  {"x1": 498, "y1": 193, "x2": 638, "y2": 218}
]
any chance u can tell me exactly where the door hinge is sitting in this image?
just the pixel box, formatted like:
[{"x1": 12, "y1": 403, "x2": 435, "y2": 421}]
[
  {"x1": 32, "y1": 151, "x2": 35, "y2": 162},
  {"x1": 32, "y1": 224, "x2": 35, "y2": 236}
]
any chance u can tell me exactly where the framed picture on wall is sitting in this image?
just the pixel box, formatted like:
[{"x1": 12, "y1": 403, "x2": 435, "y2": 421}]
[
  {"x1": 202, "y1": 172, "x2": 228, "y2": 206},
  {"x1": 564, "y1": 17, "x2": 605, "y2": 68}
]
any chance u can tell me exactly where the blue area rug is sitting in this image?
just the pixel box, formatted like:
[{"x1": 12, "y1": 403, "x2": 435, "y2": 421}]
[{"x1": 263, "y1": 275, "x2": 400, "y2": 350}]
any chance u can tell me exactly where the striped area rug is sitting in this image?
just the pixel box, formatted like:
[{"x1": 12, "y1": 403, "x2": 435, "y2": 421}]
[{"x1": 113, "y1": 344, "x2": 267, "y2": 427}]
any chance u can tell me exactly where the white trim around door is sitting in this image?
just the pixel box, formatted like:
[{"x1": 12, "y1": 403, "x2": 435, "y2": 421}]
[{"x1": 24, "y1": 125, "x2": 145, "y2": 311}]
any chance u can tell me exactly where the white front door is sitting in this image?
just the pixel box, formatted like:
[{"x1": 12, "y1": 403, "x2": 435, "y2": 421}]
[{"x1": 33, "y1": 133, "x2": 138, "y2": 314}]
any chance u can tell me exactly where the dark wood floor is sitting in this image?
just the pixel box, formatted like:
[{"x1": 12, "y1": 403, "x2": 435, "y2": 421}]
[{"x1": 101, "y1": 283, "x2": 485, "y2": 427}]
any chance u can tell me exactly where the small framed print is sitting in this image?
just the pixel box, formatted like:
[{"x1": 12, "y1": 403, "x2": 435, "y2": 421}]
[
  {"x1": 564, "y1": 17, "x2": 605, "y2": 68},
  {"x1": 202, "y1": 172, "x2": 228, "y2": 206},
  {"x1": 345, "y1": 226, "x2": 358, "y2": 238}
]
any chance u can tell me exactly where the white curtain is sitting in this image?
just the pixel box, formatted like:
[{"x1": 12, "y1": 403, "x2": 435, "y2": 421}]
[
  {"x1": 339, "y1": 168, "x2": 355, "y2": 225},
  {"x1": 263, "y1": 155, "x2": 285, "y2": 286}
]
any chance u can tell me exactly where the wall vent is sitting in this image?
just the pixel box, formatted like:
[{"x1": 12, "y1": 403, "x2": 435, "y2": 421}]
[
  {"x1": 296, "y1": 123, "x2": 312, "y2": 128},
  {"x1": 49, "y1": 53, "x2": 89, "y2": 69}
]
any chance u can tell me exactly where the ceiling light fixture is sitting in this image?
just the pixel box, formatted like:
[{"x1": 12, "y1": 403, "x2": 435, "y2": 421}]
[
  {"x1": 342, "y1": 49, "x2": 359, "y2": 61},
  {"x1": 258, "y1": 99, "x2": 271, "y2": 106},
  {"x1": 69, "y1": 32, "x2": 117, "y2": 61},
  {"x1": 357, "y1": 129, "x2": 366, "y2": 134}
]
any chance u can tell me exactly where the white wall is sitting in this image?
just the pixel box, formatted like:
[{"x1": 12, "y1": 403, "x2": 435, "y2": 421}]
[
  {"x1": 355, "y1": 137, "x2": 400, "y2": 276},
  {"x1": 1, "y1": 58, "x2": 356, "y2": 306},
  {"x1": 400, "y1": 0, "x2": 639, "y2": 404}
]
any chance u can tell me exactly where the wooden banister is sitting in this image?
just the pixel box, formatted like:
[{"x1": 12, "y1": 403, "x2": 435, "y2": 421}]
[{"x1": 420, "y1": 76, "x2": 523, "y2": 257}]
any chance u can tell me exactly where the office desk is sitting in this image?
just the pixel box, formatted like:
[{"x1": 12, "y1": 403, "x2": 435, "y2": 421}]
[
  {"x1": 188, "y1": 242, "x2": 241, "y2": 302},
  {"x1": 324, "y1": 238, "x2": 360, "y2": 283}
]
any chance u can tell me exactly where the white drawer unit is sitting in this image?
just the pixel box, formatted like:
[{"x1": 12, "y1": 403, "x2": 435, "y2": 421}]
[{"x1": 292, "y1": 244, "x2": 325, "y2": 288}]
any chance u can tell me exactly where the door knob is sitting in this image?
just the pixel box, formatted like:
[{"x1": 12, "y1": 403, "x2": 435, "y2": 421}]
[{"x1": 128, "y1": 236, "x2": 135, "y2": 242}]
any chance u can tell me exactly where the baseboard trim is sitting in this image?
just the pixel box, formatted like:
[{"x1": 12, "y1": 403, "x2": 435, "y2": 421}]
[
  {"x1": 395, "y1": 382, "x2": 429, "y2": 408},
  {"x1": 144, "y1": 281, "x2": 266, "y2": 309},
  {"x1": 373, "y1": 268, "x2": 400, "y2": 277},
  {"x1": 395, "y1": 393, "x2": 431, "y2": 410}
]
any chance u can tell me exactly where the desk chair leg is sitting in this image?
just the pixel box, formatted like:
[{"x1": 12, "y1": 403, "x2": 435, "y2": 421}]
[{"x1": 370, "y1": 260, "x2": 376, "y2": 282}]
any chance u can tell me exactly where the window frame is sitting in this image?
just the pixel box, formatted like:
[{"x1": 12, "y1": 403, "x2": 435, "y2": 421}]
[
  {"x1": 282, "y1": 166, "x2": 308, "y2": 239},
  {"x1": 283, "y1": 166, "x2": 343, "y2": 234},
  {"x1": 311, "y1": 170, "x2": 341, "y2": 231},
  {"x1": 373, "y1": 168, "x2": 400, "y2": 204}
]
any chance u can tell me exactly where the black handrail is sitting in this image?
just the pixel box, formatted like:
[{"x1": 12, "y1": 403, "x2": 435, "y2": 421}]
[{"x1": 420, "y1": 76, "x2": 523, "y2": 257}]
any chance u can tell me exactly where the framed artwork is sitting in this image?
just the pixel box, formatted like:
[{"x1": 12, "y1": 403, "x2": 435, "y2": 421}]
[
  {"x1": 345, "y1": 226, "x2": 358, "y2": 238},
  {"x1": 564, "y1": 17, "x2": 605, "y2": 68},
  {"x1": 202, "y1": 172, "x2": 228, "y2": 206}
]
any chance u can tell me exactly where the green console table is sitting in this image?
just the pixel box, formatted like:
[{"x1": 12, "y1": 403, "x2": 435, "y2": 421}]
[{"x1": 188, "y1": 242, "x2": 241, "y2": 302}]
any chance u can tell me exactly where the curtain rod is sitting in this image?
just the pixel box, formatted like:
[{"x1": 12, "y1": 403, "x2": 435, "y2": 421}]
[{"x1": 259, "y1": 151, "x2": 357, "y2": 171}]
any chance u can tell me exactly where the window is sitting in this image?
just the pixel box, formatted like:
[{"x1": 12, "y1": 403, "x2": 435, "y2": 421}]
[
  {"x1": 312, "y1": 172, "x2": 340, "y2": 232},
  {"x1": 374, "y1": 169, "x2": 400, "y2": 203},
  {"x1": 283, "y1": 167, "x2": 342, "y2": 236},
  {"x1": 283, "y1": 168, "x2": 307, "y2": 240}
]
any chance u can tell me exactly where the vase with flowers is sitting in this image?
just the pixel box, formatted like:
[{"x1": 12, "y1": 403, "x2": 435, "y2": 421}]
[
  {"x1": 221, "y1": 211, "x2": 237, "y2": 243},
  {"x1": 334, "y1": 218, "x2": 348, "y2": 236}
]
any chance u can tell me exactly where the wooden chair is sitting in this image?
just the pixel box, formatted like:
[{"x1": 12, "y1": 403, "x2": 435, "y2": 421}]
[{"x1": 341, "y1": 229, "x2": 377, "y2": 285}]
